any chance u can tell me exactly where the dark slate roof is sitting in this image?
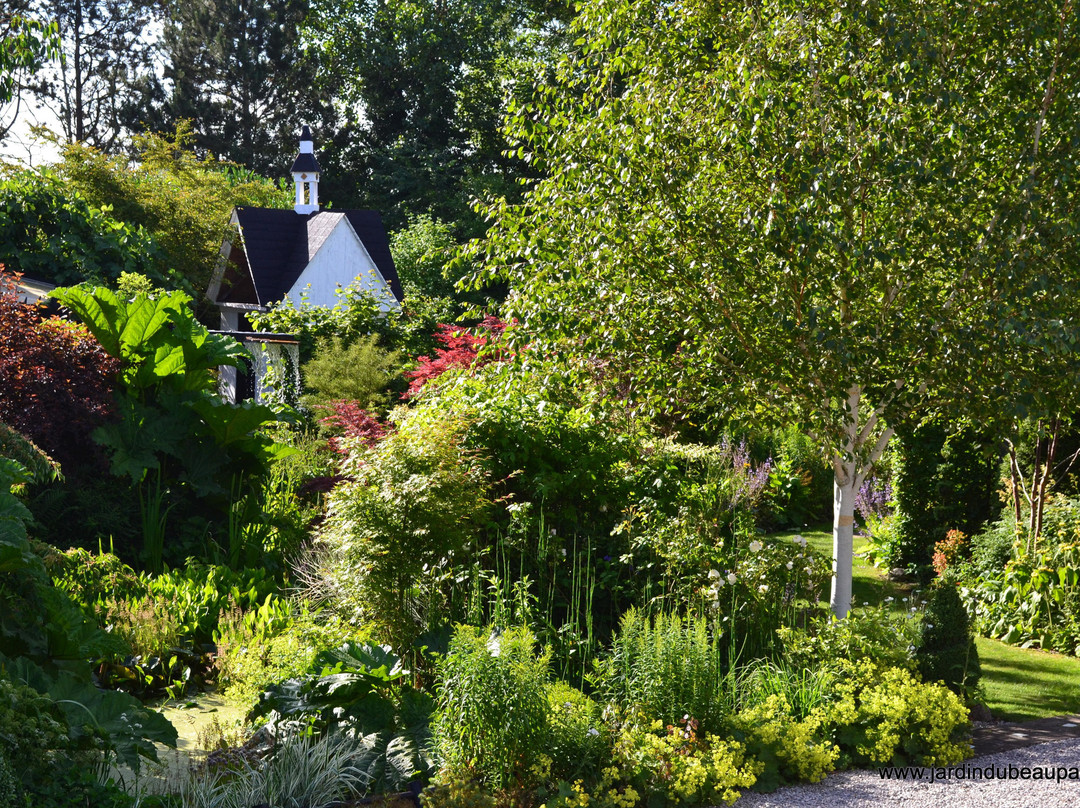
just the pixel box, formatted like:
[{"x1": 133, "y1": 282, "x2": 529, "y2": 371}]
[
  {"x1": 228, "y1": 208, "x2": 403, "y2": 306},
  {"x1": 290, "y1": 152, "x2": 322, "y2": 174}
]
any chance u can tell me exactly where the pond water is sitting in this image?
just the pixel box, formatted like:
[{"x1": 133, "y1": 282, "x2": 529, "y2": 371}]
[
  {"x1": 154, "y1": 689, "x2": 249, "y2": 753},
  {"x1": 112, "y1": 689, "x2": 250, "y2": 795}
]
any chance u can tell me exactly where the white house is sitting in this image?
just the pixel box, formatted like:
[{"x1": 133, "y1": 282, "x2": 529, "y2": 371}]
[{"x1": 207, "y1": 126, "x2": 404, "y2": 402}]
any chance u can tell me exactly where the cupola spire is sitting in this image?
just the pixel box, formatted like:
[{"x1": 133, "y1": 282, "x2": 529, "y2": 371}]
[{"x1": 290, "y1": 125, "x2": 322, "y2": 214}]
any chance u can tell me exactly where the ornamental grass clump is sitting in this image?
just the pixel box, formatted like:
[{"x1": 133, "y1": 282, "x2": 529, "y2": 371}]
[
  {"x1": 736, "y1": 660, "x2": 832, "y2": 720},
  {"x1": 432, "y1": 625, "x2": 551, "y2": 793},
  {"x1": 178, "y1": 732, "x2": 371, "y2": 808}
]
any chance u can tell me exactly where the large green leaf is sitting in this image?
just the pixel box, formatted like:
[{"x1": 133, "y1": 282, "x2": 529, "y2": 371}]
[
  {"x1": 189, "y1": 398, "x2": 271, "y2": 444},
  {"x1": 46, "y1": 673, "x2": 178, "y2": 771},
  {"x1": 50, "y1": 284, "x2": 300, "y2": 550},
  {"x1": 91, "y1": 398, "x2": 192, "y2": 482},
  {"x1": 147, "y1": 342, "x2": 188, "y2": 379},
  {"x1": 249, "y1": 644, "x2": 422, "y2": 742},
  {"x1": 118, "y1": 293, "x2": 180, "y2": 356},
  {"x1": 49, "y1": 286, "x2": 125, "y2": 356},
  {"x1": 0, "y1": 539, "x2": 28, "y2": 571},
  {"x1": 313, "y1": 642, "x2": 407, "y2": 682},
  {"x1": 170, "y1": 435, "x2": 229, "y2": 496}
]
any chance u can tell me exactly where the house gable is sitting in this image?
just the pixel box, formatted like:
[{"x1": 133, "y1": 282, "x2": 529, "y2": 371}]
[
  {"x1": 209, "y1": 208, "x2": 403, "y2": 311},
  {"x1": 207, "y1": 129, "x2": 403, "y2": 315},
  {"x1": 206, "y1": 126, "x2": 405, "y2": 406},
  {"x1": 285, "y1": 214, "x2": 399, "y2": 311}
]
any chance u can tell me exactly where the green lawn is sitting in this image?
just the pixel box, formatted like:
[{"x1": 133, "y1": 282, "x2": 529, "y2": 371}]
[
  {"x1": 976, "y1": 637, "x2": 1080, "y2": 722},
  {"x1": 768, "y1": 524, "x2": 1080, "y2": 722},
  {"x1": 770, "y1": 526, "x2": 912, "y2": 608}
]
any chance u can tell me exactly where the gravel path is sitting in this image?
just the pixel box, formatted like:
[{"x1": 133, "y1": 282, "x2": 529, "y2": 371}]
[{"x1": 732, "y1": 739, "x2": 1080, "y2": 808}]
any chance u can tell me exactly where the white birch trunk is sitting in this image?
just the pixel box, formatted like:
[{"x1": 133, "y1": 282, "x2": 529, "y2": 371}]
[
  {"x1": 831, "y1": 474, "x2": 858, "y2": 618},
  {"x1": 829, "y1": 384, "x2": 894, "y2": 619}
]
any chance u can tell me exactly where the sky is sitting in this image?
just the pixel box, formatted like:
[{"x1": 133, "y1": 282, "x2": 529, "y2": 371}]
[
  {"x1": 1, "y1": 102, "x2": 62, "y2": 167},
  {"x1": 0, "y1": 15, "x2": 166, "y2": 169}
]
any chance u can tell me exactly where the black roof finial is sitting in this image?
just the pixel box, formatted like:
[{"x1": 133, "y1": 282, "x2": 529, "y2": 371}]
[{"x1": 291, "y1": 125, "x2": 322, "y2": 175}]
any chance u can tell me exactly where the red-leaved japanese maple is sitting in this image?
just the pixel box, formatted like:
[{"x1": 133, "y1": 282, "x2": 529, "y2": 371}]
[
  {"x1": 403, "y1": 315, "x2": 507, "y2": 399},
  {"x1": 318, "y1": 399, "x2": 393, "y2": 455}
]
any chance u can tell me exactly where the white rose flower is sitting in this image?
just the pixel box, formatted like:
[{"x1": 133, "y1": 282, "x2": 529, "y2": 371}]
[
  {"x1": 749, "y1": 540, "x2": 763, "y2": 553},
  {"x1": 785, "y1": 561, "x2": 794, "y2": 570},
  {"x1": 727, "y1": 572, "x2": 737, "y2": 585}
]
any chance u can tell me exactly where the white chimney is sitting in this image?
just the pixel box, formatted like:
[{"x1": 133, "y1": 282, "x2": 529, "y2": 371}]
[{"x1": 290, "y1": 125, "x2": 322, "y2": 214}]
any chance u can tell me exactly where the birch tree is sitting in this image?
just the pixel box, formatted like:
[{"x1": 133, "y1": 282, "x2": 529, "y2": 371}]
[{"x1": 466, "y1": 0, "x2": 1080, "y2": 616}]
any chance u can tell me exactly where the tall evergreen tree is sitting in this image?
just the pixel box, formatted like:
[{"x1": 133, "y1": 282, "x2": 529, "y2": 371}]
[
  {"x1": 306, "y1": 0, "x2": 565, "y2": 234},
  {"x1": 151, "y1": 0, "x2": 338, "y2": 176}
]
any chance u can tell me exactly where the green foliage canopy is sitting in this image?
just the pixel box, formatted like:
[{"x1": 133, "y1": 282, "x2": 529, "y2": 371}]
[
  {"x1": 467, "y1": 0, "x2": 1080, "y2": 615},
  {"x1": 0, "y1": 13, "x2": 59, "y2": 139},
  {"x1": 53, "y1": 124, "x2": 292, "y2": 294},
  {"x1": 390, "y1": 213, "x2": 459, "y2": 301},
  {"x1": 0, "y1": 170, "x2": 165, "y2": 287},
  {"x1": 304, "y1": 0, "x2": 550, "y2": 233}
]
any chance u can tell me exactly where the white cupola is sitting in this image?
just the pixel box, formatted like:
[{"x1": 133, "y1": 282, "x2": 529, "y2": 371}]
[{"x1": 290, "y1": 125, "x2": 322, "y2": 214}]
